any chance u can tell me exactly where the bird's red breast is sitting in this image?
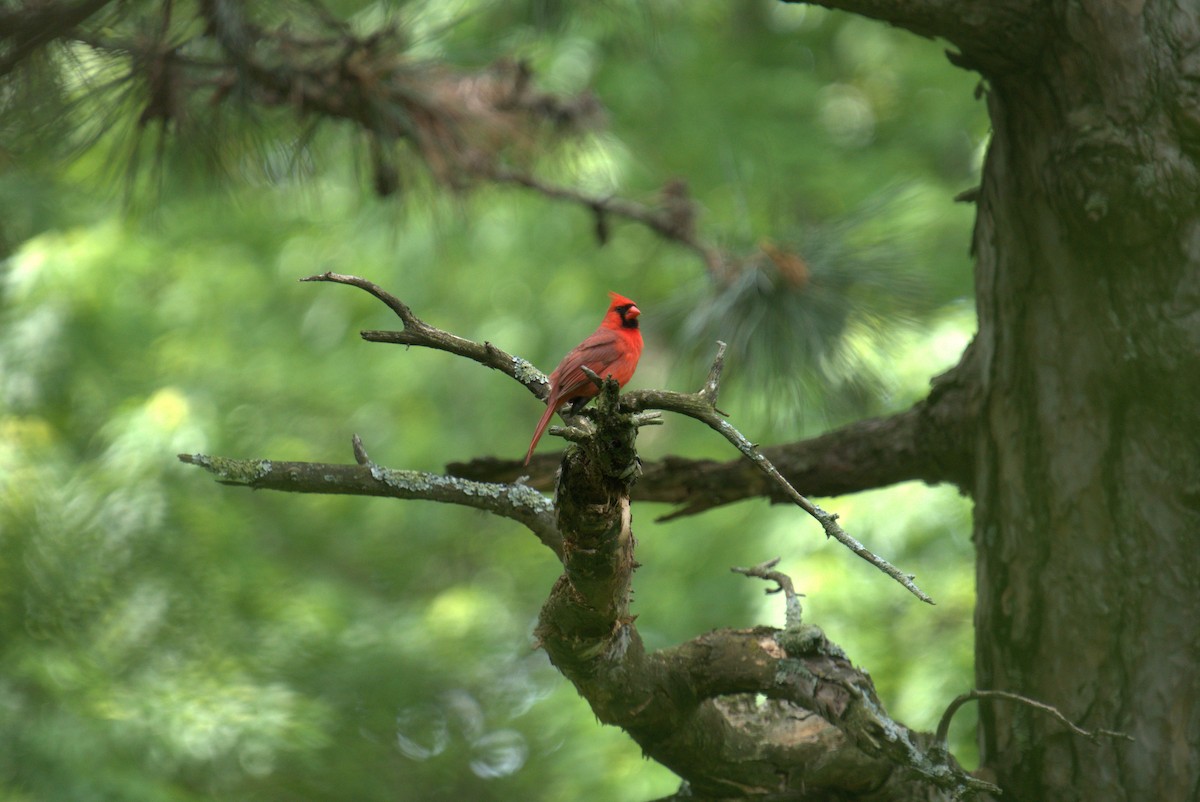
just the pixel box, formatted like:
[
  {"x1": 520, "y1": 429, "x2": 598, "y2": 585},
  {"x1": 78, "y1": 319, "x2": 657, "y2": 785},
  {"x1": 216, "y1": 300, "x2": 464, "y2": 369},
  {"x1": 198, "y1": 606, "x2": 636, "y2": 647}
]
[{"x1": 523, "y1": 293, "x2": 644, "y2": 465}]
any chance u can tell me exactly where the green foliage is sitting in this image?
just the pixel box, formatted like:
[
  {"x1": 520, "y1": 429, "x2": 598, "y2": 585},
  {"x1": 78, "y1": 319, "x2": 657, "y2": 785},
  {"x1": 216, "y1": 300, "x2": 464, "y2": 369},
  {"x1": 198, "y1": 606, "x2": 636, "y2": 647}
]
[{"x1": 1, "y1": 2, "x2": 985, "y2": 799}]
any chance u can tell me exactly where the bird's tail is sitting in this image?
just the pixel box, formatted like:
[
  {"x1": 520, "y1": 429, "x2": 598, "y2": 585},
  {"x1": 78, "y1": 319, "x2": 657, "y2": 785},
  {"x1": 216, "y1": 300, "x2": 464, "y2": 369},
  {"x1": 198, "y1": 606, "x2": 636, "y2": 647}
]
[{"x1": 524, "y1": 401, "x2": 558, "y2": 466}]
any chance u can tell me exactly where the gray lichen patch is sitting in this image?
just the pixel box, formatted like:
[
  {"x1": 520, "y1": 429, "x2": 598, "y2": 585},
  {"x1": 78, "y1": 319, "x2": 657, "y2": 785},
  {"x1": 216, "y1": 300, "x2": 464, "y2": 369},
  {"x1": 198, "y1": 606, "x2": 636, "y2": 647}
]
[
  {"x1": 506, "y1": 483, "x2": 555, "y2": 515},
  {"x1": 189, "y1": 454, "x2": 273, "y2": 484},
  {"x1": 370, "y1": 465, "x2": 437, "y2": 492},
  {"x1": 368, "y1": 466, "x2": 548, "y2": 511},
  {"x1": 511, "y1": 356, "x2": 548, "y2": 386}
]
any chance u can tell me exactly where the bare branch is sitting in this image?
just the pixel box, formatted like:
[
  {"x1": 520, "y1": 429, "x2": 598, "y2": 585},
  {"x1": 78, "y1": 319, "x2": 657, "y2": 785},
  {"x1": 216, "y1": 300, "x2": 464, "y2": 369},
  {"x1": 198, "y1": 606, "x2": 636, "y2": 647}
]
[
  {"x1": 732, "y1": 557, "x2": 804, "y2": 629},
  {"x1": 624, "y1": 344, "x2": 936, "y2": 604},
  {"x1": 531, "y1": 369, "x2": 974, "y2": 800},
  {"x1": 177, "y1": 448, "x2": 563, "y2": 558},
  {"x1": 936, "y1": 689, "x2": 1134, "y2": 747},
  {"x1": 301, "y1": 271, "x2": 549, "y2": 399},
  {"x1": 483, "y1": 167, "x2": 728, "y2": 279}
]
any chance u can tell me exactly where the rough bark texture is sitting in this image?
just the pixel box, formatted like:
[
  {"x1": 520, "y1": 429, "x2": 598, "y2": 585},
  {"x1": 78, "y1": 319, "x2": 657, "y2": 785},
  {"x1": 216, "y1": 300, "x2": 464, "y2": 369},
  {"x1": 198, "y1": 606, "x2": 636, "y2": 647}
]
[
  {"x1": 966, "y1": 1, "x2": 1200, "y2": 798},
  {"x1": 534, "y1": 382, "x2": 984, "y2": 800}
]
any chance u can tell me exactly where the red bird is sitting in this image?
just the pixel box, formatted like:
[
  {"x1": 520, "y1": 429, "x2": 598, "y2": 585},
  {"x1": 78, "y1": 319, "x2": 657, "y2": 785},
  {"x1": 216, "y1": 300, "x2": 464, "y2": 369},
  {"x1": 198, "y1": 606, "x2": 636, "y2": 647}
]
[{"x1": 524, "y1": 292, "x2": 644, "y2": 466}]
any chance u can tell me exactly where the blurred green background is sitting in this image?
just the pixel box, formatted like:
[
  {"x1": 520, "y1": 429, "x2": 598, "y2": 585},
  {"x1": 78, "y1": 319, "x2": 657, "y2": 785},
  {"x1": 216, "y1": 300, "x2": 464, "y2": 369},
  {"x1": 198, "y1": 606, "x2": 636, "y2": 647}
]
[{"x1": 0, "y1": 2, "x2": 986, "y2": 799}]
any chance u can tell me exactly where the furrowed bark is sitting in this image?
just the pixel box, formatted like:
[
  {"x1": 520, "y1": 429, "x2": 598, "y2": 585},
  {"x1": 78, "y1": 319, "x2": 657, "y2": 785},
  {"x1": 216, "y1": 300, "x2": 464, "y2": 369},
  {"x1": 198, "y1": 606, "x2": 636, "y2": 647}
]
[{"x1": 966, "y1": 1, "x2": 1200, "y2": 796}]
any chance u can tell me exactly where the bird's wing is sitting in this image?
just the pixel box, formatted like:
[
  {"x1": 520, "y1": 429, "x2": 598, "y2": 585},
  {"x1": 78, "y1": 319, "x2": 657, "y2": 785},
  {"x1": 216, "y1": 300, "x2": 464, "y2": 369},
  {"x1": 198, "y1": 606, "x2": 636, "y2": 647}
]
[{"x1": 549, "y1": 329, "x2": 625, "y2": 400}]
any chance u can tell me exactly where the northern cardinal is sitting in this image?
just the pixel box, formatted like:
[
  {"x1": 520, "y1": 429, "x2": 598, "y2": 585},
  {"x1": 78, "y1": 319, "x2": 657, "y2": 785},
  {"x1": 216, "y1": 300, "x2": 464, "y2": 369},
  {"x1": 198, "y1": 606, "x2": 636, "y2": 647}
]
[{"x1": 523, "y1": 292, "x2": 644, "y2": 466}]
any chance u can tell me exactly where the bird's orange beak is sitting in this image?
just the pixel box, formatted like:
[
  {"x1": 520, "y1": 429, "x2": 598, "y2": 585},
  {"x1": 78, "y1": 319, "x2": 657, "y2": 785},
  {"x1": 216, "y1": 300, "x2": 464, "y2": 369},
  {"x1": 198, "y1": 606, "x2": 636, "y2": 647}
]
[{"x1": 625, "y1": 304, "x2": 641, "y2": 319}]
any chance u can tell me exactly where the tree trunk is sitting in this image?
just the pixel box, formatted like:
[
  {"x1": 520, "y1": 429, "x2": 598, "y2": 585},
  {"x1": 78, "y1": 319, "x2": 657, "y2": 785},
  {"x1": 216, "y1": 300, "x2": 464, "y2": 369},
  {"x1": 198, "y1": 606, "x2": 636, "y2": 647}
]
[{"x1": 970, "y1": 3, "x2": 1200, "y2": 798}]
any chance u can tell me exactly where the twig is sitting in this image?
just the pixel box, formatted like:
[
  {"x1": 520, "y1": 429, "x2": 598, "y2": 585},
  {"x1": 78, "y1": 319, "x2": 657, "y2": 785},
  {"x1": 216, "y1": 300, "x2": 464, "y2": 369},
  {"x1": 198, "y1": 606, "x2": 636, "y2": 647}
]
[
  {"x1": 351, "y1": 433, "x2": 370, "y2": 465},
  {"x1": 935, "y1": 689, "x2": 1134, "y2": 747},
  {"x1": 301, "y1": 272, "x2": 550, "y2": 399},
  {"x1": 483, "y1": 167, "x2": 728, "y2": 280},
  {"x1": 732, "y1": 557, "x2": 804, "y2": 629},
  {"x1": 731, "y1": 557, "x2": 798, "y2": 597},
  {"x1": 624, "y1": 344, "x2": 935, "y2": 605}
]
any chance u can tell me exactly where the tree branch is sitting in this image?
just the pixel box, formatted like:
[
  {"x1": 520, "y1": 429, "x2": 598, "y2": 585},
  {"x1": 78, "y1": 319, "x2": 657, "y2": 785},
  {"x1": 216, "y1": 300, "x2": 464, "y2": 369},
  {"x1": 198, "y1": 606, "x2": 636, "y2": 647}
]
[
  {"x1": 535, "y1": 375, "x2": 912, "y2": 799},
  {"x1": 2, "y1": 2, "x2": 809, "y2": 282},
  {"x1": 200, "y1": 3, "x2": 738, "y2": 277},
  {"x1": 732, "y1": 556, "x2": 804, "y2": 630},
  {"x1": 646, "y1": 340, "x2": 978, "y2": 517},
  {"x1": 787, "y1": 0, "x2": 1047, "y2": 74},
  {"x1": 300, "y1": 271, "x2": 550, "y2": 399},
  {"x1": 935, "y1": 689, "x2": 1133, "y2": 748},
  {"x1": 618, "y1": 344, "x2": 935, "y2": 604},
  {"x1": 0, "y1": 0, "x2": 113, "y2": 76},
  {"x1": 540, "y1": 417, "x2": 989, "y2": 800},
  {"x1": 177, "y1": 443, "x2": 563, "y2": 559},
  {"x1": 483, "y1": 167, "x2": 730, "y2": 280},
  {"x1": 451, "y1": 338, "x2": 981, "y2": 517},
  {"x1": 650, "y1": 627, "x2": 1000, "y2": 799}
]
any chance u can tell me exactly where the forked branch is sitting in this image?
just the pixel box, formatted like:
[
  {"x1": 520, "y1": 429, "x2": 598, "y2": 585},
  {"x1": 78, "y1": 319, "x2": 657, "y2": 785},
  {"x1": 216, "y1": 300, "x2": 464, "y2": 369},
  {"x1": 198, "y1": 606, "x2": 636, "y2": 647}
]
[
  {"x1": 624, "y1": 344, "x2": 935, "y2": 604},
  {"x1": 302, "y1": 274, "x2": 933, "y2": 603}
]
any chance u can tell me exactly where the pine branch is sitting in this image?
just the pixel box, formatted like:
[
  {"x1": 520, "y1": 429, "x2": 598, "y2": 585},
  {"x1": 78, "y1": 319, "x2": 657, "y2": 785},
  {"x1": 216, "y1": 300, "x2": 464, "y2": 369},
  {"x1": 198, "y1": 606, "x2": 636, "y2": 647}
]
[
  {"x1": 483, "y1": 167, "x2": 728, "y2": 280},
  {"x1": 2, "y1": 1, "x2": 813, "y2": 282},
  {"x1": 786, "y1": 0, "x2": 1046, "y2": 74},
  {"x1": 0, "y1": 0, "x2": 113, "y2": 76}
]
